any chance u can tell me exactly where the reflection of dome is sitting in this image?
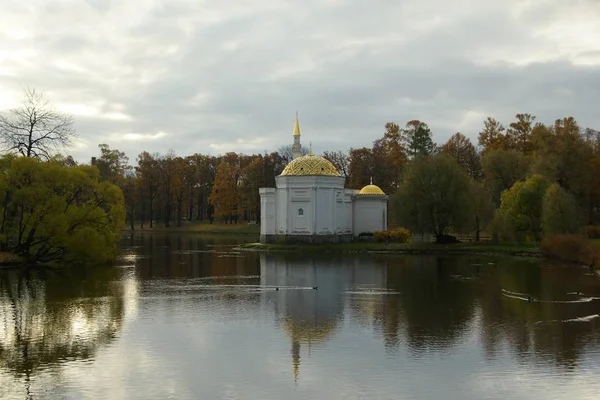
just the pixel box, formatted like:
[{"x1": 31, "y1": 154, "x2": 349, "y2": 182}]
[
  {"x1": 358, "y1": 184, "x2": 385, "y2": 195},
  {"x1": 280, "y1": 154, "x2": 340, "y2": 177}
]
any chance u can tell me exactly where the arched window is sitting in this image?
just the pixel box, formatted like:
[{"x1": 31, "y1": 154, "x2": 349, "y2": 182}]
[{"x1": 298, "y1": 208, "x2": 304, "y2": 216}]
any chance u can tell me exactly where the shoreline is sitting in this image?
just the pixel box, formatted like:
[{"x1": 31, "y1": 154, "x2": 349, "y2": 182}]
[{"x1": 235, "y1": 242, "x2": 542, "y2": 258}]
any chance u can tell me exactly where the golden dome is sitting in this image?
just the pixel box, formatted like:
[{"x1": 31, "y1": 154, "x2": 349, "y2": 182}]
[
  {"x1": 280, "y1": 154, "x2": 340, "y2": 177},
  {"x1": 358, "y1": 183, "x2": 385, "y2": 195}
]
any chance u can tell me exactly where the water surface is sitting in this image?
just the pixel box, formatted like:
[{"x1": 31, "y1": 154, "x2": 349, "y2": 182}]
[{"x1": 2, "y1": 233, "x2": 600, "y2": 399}]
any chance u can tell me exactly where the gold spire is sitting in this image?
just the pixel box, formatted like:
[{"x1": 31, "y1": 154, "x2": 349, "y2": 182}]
[
  {"x1": 309, "y1": 142, "x2": 312, "y2": 155},
  {"x1": 293, "y1": 112, "x2": 301, "y2": 136},
  {"x1": 370, "y1": 176, "x2": 373, "y2": 185}
]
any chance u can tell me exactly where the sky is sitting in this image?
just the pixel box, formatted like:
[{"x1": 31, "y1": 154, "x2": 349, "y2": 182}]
[{"x1": 1, "y1": 0, "x2": 599, "y2": 164}]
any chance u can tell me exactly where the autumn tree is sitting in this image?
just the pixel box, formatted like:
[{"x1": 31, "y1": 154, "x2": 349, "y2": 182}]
[
  {"x1": 238, "y1": 155, "x2": 264, "y2": 222},
  {"x1": 506, "y1": 113, "x2": 536, "y2": 154},
  {"x1": 478, "y1": 117, "x2": 508, "y2": 154},
  {"x1": 135, "y1": 151, "x2": 160, "y2": 228},
  {"x1": 441, "y1": 132, "x2": 482, "y2": 179},
  {"x1": 347, "y1": 147, "x2": 373, "y2": 189},
  {"x1": 95, "y1": 143, "x2": 131, "y2": 185},
  {"x1": 322, "y1": 150, "x2": 350, "y2": 184},
  {"x1": 209, "y1": 160, "x2": 240, "y2": 223},
  {"x1": 0, "y1": 88, "x2": 77, "y2": 160},
  {"x1": 531, "y1": 117, "x2": 593, "y2": 207}
]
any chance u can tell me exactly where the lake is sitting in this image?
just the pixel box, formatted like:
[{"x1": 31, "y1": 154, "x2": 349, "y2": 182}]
[{"x1": 2, "y1": 233, "x2": 600, "y2": 400}]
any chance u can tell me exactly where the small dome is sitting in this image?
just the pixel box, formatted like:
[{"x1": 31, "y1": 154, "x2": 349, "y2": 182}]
[
  {"x1": 280, "y1": 154, "x2": 340, "y2": 177},
  {"x1": 358, "y1": 184, "x2": 385, "y2": 195}
]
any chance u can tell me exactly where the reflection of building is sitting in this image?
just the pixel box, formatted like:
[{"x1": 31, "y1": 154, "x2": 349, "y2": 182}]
[
  {"x1": 260, "y1": 254, "x2": 388, "y2": 382},
  {"x1": 259, "y1": 115, "x2": 388, "y2": 244}
]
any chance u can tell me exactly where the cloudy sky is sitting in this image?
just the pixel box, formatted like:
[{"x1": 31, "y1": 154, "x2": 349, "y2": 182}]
[{"x1": 1, "y1": 0, "x2": 599, "y2": 163}]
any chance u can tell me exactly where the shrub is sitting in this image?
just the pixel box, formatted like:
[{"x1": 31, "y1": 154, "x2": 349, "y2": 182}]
[
  {"x1": 374, "y1": 228, "x2": 411, "y2": 243},
  {"x1": 586, "y1": 225, "x2": 600, "y2": 239},
  {"x1": 540, "y1": 234, "x2": 599, "y2": 265}
]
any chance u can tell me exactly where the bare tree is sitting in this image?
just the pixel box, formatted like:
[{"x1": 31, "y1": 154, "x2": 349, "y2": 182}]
[
  {"x1": 277, "y1": 144, "x2": 309, "y2": 163},
  {"x1": 0, "y1": 88, "x2": 76, "y2": 160}
]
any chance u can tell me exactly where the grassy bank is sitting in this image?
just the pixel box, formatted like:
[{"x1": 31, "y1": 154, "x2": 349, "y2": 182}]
[
  {"x1": 237, "y1": 241, "x2": 541, "y2": 257},
  {"x1": 125, "y1": 221, "x2": 260, "y2": 235}
]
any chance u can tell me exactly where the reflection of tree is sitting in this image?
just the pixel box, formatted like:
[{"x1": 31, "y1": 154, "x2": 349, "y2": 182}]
[
  {"x1": 0, "y1": 267, "x2": 126, "y2": 394},
  {"x1": 477, "y1": 259, "x2": 600, "y2": 368},
  {"x1": 391, "y1": 256, "x2": 477, "y2": 354},
  {"x1": 129, "y1": 233, "x2": 260, "y2": 280}
]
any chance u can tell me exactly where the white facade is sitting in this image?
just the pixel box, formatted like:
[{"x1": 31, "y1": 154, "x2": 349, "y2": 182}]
[
  {"x1": 353, "y1": 195, "x2": 388, "y2": 235},
  {"x1": 260, "y1": 175, "x2": 357, "y2": 243},
  {"x1": 259, "y1": 116, "x2": 388, "y2": 244}
]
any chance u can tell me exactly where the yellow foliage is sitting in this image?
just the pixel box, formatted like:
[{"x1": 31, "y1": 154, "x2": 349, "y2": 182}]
[{"x1": 373, "y1": 228, "x2": 411, "y2": 243}]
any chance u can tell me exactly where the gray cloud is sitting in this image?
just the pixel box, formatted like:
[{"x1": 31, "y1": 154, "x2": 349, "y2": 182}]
[{"x1": 0, "y1": 0, "x2": 599, "y2": 163}]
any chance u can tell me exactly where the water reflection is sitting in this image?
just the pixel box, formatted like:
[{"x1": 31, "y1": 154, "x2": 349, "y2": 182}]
[
  {"x1": 0, "y1": 267, "x2": 136, "y2": 399},
  {"x1": 1, "y1": 233, "x2": 600, "y2": 400}
]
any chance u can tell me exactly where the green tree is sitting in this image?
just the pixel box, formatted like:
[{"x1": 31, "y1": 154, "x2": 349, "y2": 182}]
[
  {"x1": 541, "y1": 183, "x2": 582, "y2": 236},
  {"x1": 0, "y1": 155, "x2": 125, "y2": 265},
  {"x1": 404, "y1": 120, "x2": 435, "y2": 158},
  {"x1": 469, "y1": 182, "x2": 495, "y2": 242},
  {"x1": 493, "y1": 175, "x2": 550, "y2": 241},
  {"x1": 392, "y1": 154, "x2": 472, "y2": 238}
]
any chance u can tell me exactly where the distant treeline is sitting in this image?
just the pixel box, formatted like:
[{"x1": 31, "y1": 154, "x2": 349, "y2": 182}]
[{"x1": 72, "y1": 114, "x2": 600, "y2": 244}]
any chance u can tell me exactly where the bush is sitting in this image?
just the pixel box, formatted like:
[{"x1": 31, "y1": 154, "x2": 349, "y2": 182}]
[
  {"x1": 586, "y1": 225, "x2": 600, "y2": 239},
  {"x1": 374, "y1": 228, "x2": 411, "y2": 243},
  {"x1": 540, "y1": 234, "x2": 599, "y2": 265}
]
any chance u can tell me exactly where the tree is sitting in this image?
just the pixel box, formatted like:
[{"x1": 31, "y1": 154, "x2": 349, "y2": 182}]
[
  {"x1": 0, "y1": 155, "x2": 125, "y2": 264},
  {"x1": 0, "y1": 88, "x2": 77, "y2": 160},
  {"x1": 493, "y1": 175, "x2": 550, "y2": 241},
  {"x1": 208, "y1": 161, "x2": 240, "y2": 223},
  {"x1": 95, "y1": 144, "x2": 131, "y2": 185},
  {"x1": 482, "y1": 150, "x2": 529, "y2": 206},
  {"x1": 322, "y1": 150, "x2": 350, "y2": 184},
  {"x1": 404, "y1": 120, "x2": 435, "y2": 158},
  {"x1": 238, "y1": 156, "x2": 264, "y2": 223},
  {"x1": 541, "y1": 183, "x2": 582, "y2": 236},
  {"x1": 469, "y1": 182, "x2": 495, "y2": 242},
  {"x1": 347, "y1": 147, "x2": 373, "y2": 189},
  {"x1": 478, "y1": 117, "x2": 508, "y2": 154},
  {"x1": 135, "y1": 151, "x2": 160, "y2": 228},
  {"x1": 392, "y1": 154, "x2": 472, "y2": 239},
  {"x1": 506, "y1": 113, "x2": 537, "y2": 154},
  {"x1": 278, "y1": 144, "x2": 309, "y2": 163},
  {"x1": 531, "y1": 117, "x2": 593, "y2": 207},
  {"x1": 441, "y1": 132, "x2": 483, "y2": 179}
]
